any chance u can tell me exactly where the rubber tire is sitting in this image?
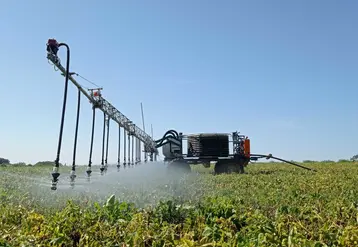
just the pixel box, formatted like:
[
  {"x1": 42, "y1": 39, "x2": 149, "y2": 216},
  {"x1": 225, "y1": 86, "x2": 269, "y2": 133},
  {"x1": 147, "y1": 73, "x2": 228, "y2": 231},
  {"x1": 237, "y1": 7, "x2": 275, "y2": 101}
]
[
  {"x1": 167, "y1": 160, "x2": 191, "y2": 174},
  {"x1": 214, "y1": 161, "x2": 245, "y2": 174}
]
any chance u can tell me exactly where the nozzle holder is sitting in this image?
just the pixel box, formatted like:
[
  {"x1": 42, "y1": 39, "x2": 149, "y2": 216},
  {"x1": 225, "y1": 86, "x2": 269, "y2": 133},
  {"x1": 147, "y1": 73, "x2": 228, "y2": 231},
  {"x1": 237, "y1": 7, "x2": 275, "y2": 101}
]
[{"x1": 47, "y1": 39, "x2": 59, "y2": 55}]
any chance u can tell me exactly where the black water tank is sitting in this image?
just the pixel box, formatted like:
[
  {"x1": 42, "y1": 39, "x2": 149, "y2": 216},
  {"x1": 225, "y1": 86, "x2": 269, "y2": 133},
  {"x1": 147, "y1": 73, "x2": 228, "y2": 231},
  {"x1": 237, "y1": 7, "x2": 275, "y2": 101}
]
[{"x1": 187, "y1": 133, "x2": 229, "y2": 157}]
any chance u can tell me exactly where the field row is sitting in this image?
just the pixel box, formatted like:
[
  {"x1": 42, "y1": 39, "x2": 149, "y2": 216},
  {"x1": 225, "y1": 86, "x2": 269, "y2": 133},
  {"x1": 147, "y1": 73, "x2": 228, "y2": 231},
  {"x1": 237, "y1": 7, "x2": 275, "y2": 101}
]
[{"x1": 1, "y1": 162, "x2": 358, "y2": 246}]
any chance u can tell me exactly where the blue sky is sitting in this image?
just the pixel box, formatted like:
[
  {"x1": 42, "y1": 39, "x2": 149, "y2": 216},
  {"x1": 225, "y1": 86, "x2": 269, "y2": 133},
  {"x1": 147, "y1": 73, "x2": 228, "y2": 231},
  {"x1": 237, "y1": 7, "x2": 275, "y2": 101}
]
[{"x1": 1, "y1": 0, "x2": 357, "y2": 165}]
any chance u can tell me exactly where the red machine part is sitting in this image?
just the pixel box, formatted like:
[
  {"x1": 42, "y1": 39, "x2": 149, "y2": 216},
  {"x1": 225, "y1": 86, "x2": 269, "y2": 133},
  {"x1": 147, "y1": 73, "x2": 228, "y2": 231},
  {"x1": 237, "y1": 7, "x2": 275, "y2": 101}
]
[
  {"x1": 47, "y1": 39, "x2": 58, "y2": 46},
  {"x1": 91, "y1": 89, "x2": 102, "y2": 97},
  {"x1": 47, "y1": 39, "x2": 59, "y2": 55}
]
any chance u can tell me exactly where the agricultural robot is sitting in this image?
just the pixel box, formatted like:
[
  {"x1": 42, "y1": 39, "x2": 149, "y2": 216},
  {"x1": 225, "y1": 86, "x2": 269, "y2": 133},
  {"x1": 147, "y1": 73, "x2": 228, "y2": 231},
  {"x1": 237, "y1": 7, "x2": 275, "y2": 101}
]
[{"x1": 154, "y1": 130, "x2": 315, "y2": 174}]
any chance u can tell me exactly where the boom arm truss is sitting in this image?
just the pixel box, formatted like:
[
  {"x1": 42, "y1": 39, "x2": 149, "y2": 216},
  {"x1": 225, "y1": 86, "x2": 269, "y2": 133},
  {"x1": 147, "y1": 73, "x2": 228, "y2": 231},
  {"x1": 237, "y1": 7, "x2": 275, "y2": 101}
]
[{"x1": 47, "y1": 43, "x2": 158, "y2": 155}]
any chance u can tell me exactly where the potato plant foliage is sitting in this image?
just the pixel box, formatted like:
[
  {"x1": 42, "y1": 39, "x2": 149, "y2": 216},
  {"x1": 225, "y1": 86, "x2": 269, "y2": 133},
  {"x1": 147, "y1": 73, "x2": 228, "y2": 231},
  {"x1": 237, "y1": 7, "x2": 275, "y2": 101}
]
[{"x1": 0, "y1": 162, "x2": 358, "y2": 246}]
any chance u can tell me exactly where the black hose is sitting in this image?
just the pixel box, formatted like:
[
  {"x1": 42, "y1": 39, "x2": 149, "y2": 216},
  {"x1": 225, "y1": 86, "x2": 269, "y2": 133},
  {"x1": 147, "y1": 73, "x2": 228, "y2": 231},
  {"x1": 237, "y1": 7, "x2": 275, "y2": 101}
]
[
  {"x1": 123, "y1": 129, "x2": 127, "y2": 166},
  {"x1": 250, "y1": 154, "x2": 317, "y2": 172},
  {"x1": 271, "y1": 155, "x2": 317, "y2": 172},
  {"x1": 155, "y1": 133, "x2": 175, "y2": 143},
  {"x1": 136, "y1": 138, "x2": 138, "y2": 163},
  {"x1": 155, "y1": 130, "x2": 179, "y2": 144},
  {"x1": 131, "y1": 135, "x2": 134, "y2": 165},
  {"x1": 165, "y1": 130, "x2": 179, "y2": 138},
  {"x1": 144, "y1": 143, "x2": 148, "y2": 162},
  {"x1": 117, "y1": 126, "x2": 121, "y2": 168},
  {"x1": 128, "y1": 133, "x2": 131, "y2": 165},
  {"x1": 100, "y1": 112, "x2": 106, "y2": 173},
  {"x1": 137, "y1": 138, "x2": 141, "y2": 163},
  {"x1": 54, "y1": 43, "x2": 70, "y2": 169},
  {"x1": 134, "y1": 137, "x2": 137, "y2": 164},
  {"x1": 105, "y1": 118, "x2": 110, "y2": 166},
  {"x1": 155, "y1": 134, "x2": 179, "y2": 146},
  {"x1": 71, "y1": 89, "x2": 81, "y2": 171},
  {"x1": 88, "y1": 106, "x2": 96, "y2": 171},
  {"x1": 51, "y1": 43, "x2": 70, "y2": 190}
]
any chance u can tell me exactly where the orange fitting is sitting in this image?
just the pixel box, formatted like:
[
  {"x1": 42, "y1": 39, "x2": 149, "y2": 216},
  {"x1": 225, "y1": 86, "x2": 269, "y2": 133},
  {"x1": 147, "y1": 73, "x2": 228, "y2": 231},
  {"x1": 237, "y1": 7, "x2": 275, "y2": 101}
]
[{"x1": 244, "y1": 139, "x2": 250, "y2": 157}]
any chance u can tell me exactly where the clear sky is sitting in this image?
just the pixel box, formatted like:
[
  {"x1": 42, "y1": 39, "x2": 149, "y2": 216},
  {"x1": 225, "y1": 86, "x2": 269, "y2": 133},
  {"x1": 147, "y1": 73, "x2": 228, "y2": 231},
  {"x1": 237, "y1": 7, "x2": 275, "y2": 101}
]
[{"x1": 1, "y1": 0, "x2": 357, "y2": 165}]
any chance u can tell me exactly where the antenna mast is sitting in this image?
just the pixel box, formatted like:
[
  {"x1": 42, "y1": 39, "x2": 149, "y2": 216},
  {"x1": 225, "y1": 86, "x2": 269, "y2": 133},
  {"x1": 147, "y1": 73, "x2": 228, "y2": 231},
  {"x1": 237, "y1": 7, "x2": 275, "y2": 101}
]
[
  {"x1": 151, "y1": 124, "x2": 154, "y2": 139},
  {"x1": 141, "y1": 102, "x2": 147, "y2": 162},
  {"x1": 141, "y1": 102, "x2": 146, "y2": 132}
]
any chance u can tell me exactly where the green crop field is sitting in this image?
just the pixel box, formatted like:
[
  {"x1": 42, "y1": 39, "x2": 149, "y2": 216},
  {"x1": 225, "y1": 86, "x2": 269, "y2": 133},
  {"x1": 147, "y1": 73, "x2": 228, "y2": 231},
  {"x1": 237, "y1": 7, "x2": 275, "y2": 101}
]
[{"x1": 1, "y1": 162, "x2": 358, "y2": 246}]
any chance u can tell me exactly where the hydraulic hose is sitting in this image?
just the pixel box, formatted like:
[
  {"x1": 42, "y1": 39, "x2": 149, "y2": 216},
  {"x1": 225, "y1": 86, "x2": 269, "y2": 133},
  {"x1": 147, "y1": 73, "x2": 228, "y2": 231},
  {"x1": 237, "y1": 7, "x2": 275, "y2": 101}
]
[
  {"x1": 51, "y1": 42, "x2": 70, "y2": 190},
  {"x1": 155, "y1": 134, "x2": 179, "y2": 146},
  {"x1": 155, "y1": 130, "x2": 179, "y2": 145},
  {"x1": 165, "y1": 130, "x2": 179, "y2": 138}
]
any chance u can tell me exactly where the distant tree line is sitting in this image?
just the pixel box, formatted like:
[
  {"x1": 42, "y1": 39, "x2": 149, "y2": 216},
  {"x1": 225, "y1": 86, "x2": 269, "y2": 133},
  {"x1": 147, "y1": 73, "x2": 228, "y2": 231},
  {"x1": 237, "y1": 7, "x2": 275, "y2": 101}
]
[
  {"x1": 0, "y1": 158, "x2": 63, "y2": 167},
  {"x1": 350, "y1": 154, "x2": 358, "y2": 161},
  {"x1": 0, "y1": 157, "x2": 10, "y2": 165},
  {"x1": 1, "y1": 155, "x2": 358, "y2": 167}
]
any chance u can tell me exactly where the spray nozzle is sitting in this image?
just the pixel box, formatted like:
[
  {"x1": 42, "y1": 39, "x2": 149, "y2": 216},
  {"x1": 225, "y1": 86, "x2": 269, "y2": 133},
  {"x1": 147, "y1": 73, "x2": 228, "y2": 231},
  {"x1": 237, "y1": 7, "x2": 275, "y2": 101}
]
[
  {"x1": 70, "y1": 170, "x2": 76, "y2": 188},
  {"x1": 51, "y1": 167, "x2": 60, "y2": 190},
  {"x1": 51, "y1": 183, "x2": 57, "y2": 190},
  {"x1": 86, "y1": 167, "x2": 92, "y2": 177},
  {"x1": 100, "y1": 165, "x2": 105, "y2": 175},
  {"x1": 86, "y1": 167, "x2": 92, "y2": 182}
]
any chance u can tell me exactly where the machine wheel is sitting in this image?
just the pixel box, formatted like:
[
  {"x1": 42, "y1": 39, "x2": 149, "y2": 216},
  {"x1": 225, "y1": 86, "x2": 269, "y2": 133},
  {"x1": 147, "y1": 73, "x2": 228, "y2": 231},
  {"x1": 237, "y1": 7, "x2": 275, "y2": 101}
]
[
  {"x1": 214, "y1": 160, "x2": 246, "y2": 174},
  {"x1": 214, "y1": 161, "x2": 228, "y2": 174},
  {"x1": 167, "y1": 160, "x2": 191, "y2": 174},
  {"x1": 202, "y1": 162, "x2": 210, "y2": 168}
]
